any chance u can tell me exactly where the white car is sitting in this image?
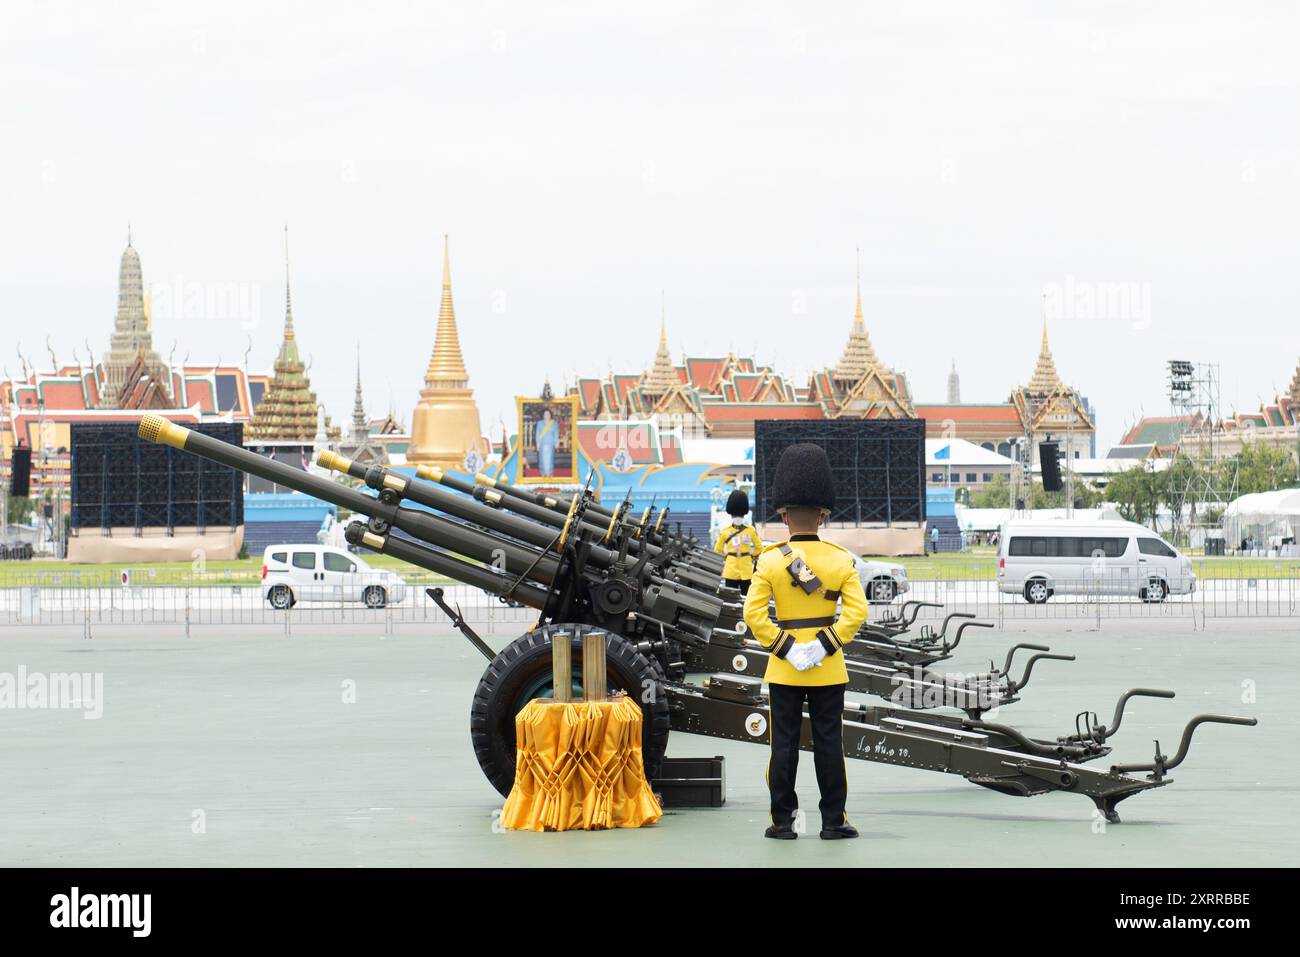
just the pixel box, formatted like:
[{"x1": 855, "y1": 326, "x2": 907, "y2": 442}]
[
  {"x1": 853, "y1": 556, "x2": 910, "y2": 604},
  {"x1": 262, "y1": 545, "x2": 407, "y2": 609},
  {"x1": 996, "y1": 519, "x2": 1195, "y2": 603}
]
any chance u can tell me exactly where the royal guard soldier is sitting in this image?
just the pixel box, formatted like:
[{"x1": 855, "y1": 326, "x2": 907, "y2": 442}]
[
  {"x1": 743, "y1": 444, "x2": 868, "y2": 840},
  {"x1": 713, "y1": 488, "x2": 763, "y2": 594}
]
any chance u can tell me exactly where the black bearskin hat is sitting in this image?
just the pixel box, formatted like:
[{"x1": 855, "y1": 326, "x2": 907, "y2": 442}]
[
  {"x1": 725, "y1": 488, "x2": 749, "y2": 517},
  {"x1": 770, "y1": 443, "x2": 835, "y2": 512}
]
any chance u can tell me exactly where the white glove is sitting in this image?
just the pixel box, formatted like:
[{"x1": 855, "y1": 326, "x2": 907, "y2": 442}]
[
  {"x1": 795, "y1": 639, "x2": 826, "y2": 670},
  {"x1": 788, "y1": 639, "x2": 827, "y2": 671}
]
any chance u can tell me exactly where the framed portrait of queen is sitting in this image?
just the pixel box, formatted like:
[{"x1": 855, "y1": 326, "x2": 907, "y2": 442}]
[{"x1": 516, "y1": 393, "x2": 578, "y2": 483}]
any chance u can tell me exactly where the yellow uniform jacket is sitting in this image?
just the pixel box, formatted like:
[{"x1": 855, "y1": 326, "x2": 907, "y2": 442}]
[
  {"x1": 713, "y1": 522, "x2": 763, "y2": 581},
  {"x1": 742, "y1": 535, "x2": 869, "y2": 687}
]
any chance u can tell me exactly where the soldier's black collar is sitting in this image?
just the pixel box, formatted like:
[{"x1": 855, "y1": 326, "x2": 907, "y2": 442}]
[{"x1": 789, "y1": 534, "x2": 820, "y2": 541}]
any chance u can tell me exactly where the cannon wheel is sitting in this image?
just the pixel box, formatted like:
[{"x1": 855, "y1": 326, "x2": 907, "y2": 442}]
[{"x1": 469, "y1": 623, "x2": 671, "y2": 798}]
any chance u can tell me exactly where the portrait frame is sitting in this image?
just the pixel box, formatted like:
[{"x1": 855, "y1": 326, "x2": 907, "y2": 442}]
[{"x1": 515, "y1": 393, "x2": 579, "y2": 484}]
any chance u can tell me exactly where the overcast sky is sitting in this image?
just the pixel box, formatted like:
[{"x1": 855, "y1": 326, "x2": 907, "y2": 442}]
[{"x1": 3, "y1": 1, "x2": 1297, "y2": 452}]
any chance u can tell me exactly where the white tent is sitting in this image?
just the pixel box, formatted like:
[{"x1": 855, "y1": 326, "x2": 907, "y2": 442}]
[{"x1": 1222, "y1": 489, "x2": 1300, "y2": 552}]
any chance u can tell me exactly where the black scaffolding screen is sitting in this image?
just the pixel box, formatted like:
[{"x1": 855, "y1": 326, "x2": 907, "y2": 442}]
[
  {"x1": 753, "y1": 419, "x2": 926, "y2": 525},
  {"x1": 71, "y1": 422, "x2": 244, "y2": 532}
]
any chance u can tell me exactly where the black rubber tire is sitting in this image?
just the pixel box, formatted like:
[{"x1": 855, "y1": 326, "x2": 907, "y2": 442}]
[
  {"x1": 268, "y1": 585, "x2": 294, "y2": 610},
  {"x1": 1142, "y1": 579, "x2": 1167, "y2": 603},
  {"x1": 469, "y1": 624, "x2": 670, "y2": 798},
  {"x1": 868, "y1": 577, "x2": 897, "y2": 603},
  {"x1": 363, "y1": 585, "x2": 387, "y2": 609},
  {"x1": 1024, "y1": 579, "x2": 1051, "y2": 604}
]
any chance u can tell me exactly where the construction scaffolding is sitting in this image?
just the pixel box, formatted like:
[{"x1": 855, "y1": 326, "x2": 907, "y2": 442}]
[{"x1": 1166, "y1": 360, "x2": 1239, "y2": 549}]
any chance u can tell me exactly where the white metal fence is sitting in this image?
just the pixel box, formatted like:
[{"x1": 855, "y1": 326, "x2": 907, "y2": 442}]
[{"x1": 0, "y1": 563, "x2": 1295, "y2": 637}]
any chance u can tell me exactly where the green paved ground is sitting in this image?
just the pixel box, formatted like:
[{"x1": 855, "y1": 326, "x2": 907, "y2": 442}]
[{"x1": 0, "y1": 621, "x2": 1292, "y2": 867}]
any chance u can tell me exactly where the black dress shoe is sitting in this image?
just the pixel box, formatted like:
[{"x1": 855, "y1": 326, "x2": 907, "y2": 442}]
[
  {"x1": 819, "y1": 822, "x2": 859, "y2": 840},
  {"x1": 764, "y1": 824, "x2": 798, "y2": 840}
]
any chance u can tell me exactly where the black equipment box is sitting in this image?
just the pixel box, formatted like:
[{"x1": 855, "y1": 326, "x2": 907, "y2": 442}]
[{"x1": 653, "y1": 756, "x2": 726, "y2": 808}]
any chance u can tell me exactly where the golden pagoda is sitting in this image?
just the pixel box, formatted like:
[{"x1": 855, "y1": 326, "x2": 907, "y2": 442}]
[
  {"x1": 831, "y1": 259, "x2": 882, "y2": 384},
  {"x1": 1026, "y1": 319, "x2": 1063, "y2": 396},
  {"x1": 245, "y1": 228, "x2": 321, "y2": 442},
  {"x1": 641, "y1": 309, "x2": 678, "y2": 397},
  {"x1": 407, "y1": 235, "x2": 482, "y2": 467}
]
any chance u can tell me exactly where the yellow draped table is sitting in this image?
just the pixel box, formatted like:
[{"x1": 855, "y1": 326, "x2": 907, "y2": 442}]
[{"x1": 500, "y1": 695, "x2": 663, "y2": 831}]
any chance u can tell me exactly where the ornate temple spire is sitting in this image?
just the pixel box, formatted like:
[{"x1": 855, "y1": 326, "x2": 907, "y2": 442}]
[
  {"x1": 282, "y1": 224, "x2": 295, "y2": 341},
  {"x1": 1288, "y1": 356, "x2": 1300, "y2": 406},
  {"x1": 832, "y1": 250, "x2": 881, "y2": 382},
  {"x1": 947, "y1": 359, "x2": 961, "y2": 403},
  {"x1": 423, "y1": 234, "x2": 469, "y2": 388},
  {"x1": 642, "y1": 297, "x2": 678, "y2": 396},
  {"x1": 99, "y1": 230, "x2": 166, "y2": 407},
  {"x1": 406, "y1": 234, "x2": 482, "y2": 467},
  {"x1": 245, "y1": 226, "x2": 320, "y2": 442},
  {"x1": 1026, "y1": 319, "x2": 1062, "y2": 396},
  {"x1": 351, "y1": 343, "x2": 368, "y2": 444}
]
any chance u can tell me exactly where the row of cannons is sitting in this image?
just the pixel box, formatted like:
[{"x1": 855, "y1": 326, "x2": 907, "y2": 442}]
[{"x1": 138, "y1": 415, "x2": 1256, "y2": 822}]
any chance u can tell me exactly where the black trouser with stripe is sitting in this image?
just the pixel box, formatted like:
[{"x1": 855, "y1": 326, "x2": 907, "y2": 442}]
[
  {"x1": 723, "y1": 577, "x2": 751, "y2": 595},
  {"x1": 767, "y1": 682, "x2": 848, "y2": 829}
]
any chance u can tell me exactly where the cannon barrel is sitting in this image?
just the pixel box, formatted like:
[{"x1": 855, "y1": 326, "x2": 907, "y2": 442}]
[
  {"x1": 317, "y1": 451, "x2": 723, "y2": 585},
  {"x1": 137, "y1": 415, "x2": 737, "y2": 637},
  {"x1": 472, "y1": 468, "x2": 724, "y2": 573}
]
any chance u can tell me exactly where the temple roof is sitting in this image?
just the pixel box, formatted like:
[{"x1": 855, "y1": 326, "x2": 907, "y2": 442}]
[
  {"x1": 832, "y1": 275, "x2": 882, "y2": 382},
  {"x1": 642, "y1": 313, "x2": 678, "y2": 395},
  {"x1": 1026, "y1": 320, "x2": 1062, "y2": 395},
  {"x1": 245, "y1": 228, "x2": 319, "y2": 442}
]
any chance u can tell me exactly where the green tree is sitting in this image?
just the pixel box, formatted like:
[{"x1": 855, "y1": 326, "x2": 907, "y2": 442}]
[
  {"x1": 4, "y1": 494, "x2": 35, "y2": 526},
  {"x1": 1233, "y1": 443, "x2": 1297, "y2": 494},
  {"x1": 1104, "y1": 464, "x2": 1162, "y2": 526}
]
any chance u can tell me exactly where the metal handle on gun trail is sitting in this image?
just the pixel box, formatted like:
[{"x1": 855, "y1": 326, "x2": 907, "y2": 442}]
[
  {"x1": 1091, "y1": 688, "x2": 1176, "y2": 742},
  {"x1": 943, "y1": 619, "x2": 993, "y2": 653},
  {"x1": 1009, "y1": 652, "x2": 1076, "y2": 692},
  {"x1": 1112, "y1": 714, "x2": 1258, "y2": 778},
  {"x1": 1000, "y1": 643, "x2": 1049, "y2": 678}
]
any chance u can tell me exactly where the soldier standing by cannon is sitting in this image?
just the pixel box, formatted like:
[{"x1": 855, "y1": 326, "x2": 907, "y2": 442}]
[
  {"x1": 714, "y1": 488, "x2": 762, "y2": 594},
  {"x1": 744, "y1": 444, "x2": 869, "y2": 840}
]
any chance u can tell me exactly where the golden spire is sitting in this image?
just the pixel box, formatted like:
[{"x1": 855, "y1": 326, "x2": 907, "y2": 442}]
[
  {"x1": 833, "y1": 248, "x2": 881, "y2": 381},
  {"x1": 1027, "y1": 318, "x2": 1062, "y2": 395},
  {"x1": 423, "y1": 234, "x2": 469, "y2": 387},
  {"x1": 406, "y1": 233, "x2": 482, "y2": 468},
  {"x1": 643, "y1": 292, "x2": 677, "y2": 395}
]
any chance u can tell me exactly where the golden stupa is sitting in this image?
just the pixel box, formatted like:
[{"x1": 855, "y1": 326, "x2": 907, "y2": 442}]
[{"x1": 406, "y1": 235, "x2": 482, "y2": 468}]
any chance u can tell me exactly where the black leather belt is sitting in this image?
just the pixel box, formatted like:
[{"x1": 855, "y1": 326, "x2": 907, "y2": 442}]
[{"x1": 775, "y1": 615, "x2": 837, "y2": 630}]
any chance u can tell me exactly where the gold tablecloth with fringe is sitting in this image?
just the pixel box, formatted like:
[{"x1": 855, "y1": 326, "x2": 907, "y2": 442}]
[{"x1": 500, "y1": 696, "x2": 663, "y2": 831}]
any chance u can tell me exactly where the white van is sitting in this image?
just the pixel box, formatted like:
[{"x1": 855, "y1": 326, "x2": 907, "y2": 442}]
[
  {"x1": 262, "y1": 545, "x2": 407, "y2": 609},
  {"x1": 996, "y1": 519, "x2": 1194, "y2": 603}
]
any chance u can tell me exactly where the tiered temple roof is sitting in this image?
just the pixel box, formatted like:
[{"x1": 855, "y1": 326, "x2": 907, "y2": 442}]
[
  {"x1": 244, "y1": 229, "x2": 321, "y2": 442},
  {"x1": 97, "y1": 234, "x2": 170, "y2": 408},
  {"x1": 570, "y1": 271, "x2": 915, "y2": 436}
]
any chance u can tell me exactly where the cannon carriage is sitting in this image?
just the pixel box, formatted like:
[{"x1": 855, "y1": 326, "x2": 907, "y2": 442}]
[{"x1": 138, "y1": 414, "x2": 1255, "y2": 822}]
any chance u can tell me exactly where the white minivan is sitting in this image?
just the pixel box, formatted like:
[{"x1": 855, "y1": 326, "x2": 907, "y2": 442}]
[
  {"x1": 262, "y1": 545, "x2": 407, "y2": 609},
  {"x1": 997, "y1": 519, "x2": 1194, "y2": 603}
]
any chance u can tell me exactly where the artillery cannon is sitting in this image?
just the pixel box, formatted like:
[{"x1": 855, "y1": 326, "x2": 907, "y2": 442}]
[{"x1": 136, "y1": 414, "x2": 1256, "y2": 822}]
